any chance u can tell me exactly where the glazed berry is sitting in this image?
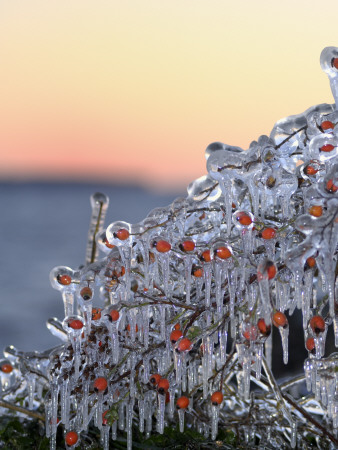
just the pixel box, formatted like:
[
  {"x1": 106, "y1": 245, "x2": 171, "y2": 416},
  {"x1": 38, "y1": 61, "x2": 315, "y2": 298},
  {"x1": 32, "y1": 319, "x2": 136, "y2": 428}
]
[
  {"x1": 214, "y1": 246, "x2": 231, "y2": 259},
  {"x1": 192, "y1": 265, "x2": 203, "y2": 277},
  {"x1": 331, "y1": 57, "x2": 338, "y2": 69},
  {"x1": 149, "y1": 374, "x2": 161, "y2": 386},
  {"x1": 69, "y1": 319, "x2": 83, "y2": 330},
  {"x1": 309, "y1": 205, "x2": 323, "y2": 217},
  {"x1": 179, "y1": 240, "x2": 195, "y2": 252},
  {"x1": 326, "y1": 179, "x2": 338, "y2": 193},
  {"x1": 243, "y1": 325, "x2": 258, "y2": 341},
  {"x1": 200, "y1": 250, "x2": 211, "y2": 262},
  {"x1": 154, "y1": 240, "x2": 171, "y2": 253},
  {"x1": 157, "y1": 378, "x2": 169, "y2": 395},
  {"x1": 0, "y1": 363, "x2": 13, "y2": 373},
  {"x1": 305, "y1": 165, "x2": 318, "y2": 175},
  {"x1": 211, "y1": 391, "x2": 223, "y2": 405},
  {"x1": 104, "y1": 237, "x2": 114, "y2": 249},
  {"x1": 176, "y1": 396, "x2": 189, "y2": 409},
  {"x1": 320, "y1": 144, "x2": 335, "y2": 152},
  {"x1": 65, "y1": 431, "x2": 78, "y2": 446},
  {"x1": 58, "y1": 274, "x2": 71, "y2": 286},
  {"x1": 114, "y1": 228, "x2": 129, "y2": 240},
  {"x1": 178, "y1": 338, "x2": 192, "y2": 352},
  {"x1": 309, "y1": 316, "x2": 325, "y2": 334},
  {"x1": 173, "y1": 323, "x2": 181, "y2": 330},
  {"x1": 306, "y1": 257, "x2": 316, "y2": 268},
  {"x1": 306, "y1": 337, "x2": 315, "y2": 352},
  {"x1": 261, "y1": 228, "x2": 276, "y2": 240},
  {"x1": 102, "y1": 410, "x2": 109, "y2": 426},
  {"x1": 80, "y1": 287, "x2": 92, "y2": 300},
  {"x1": 94, "y1": 377, "x2": 108, "y2": 392},
  {"x1": 170, "y1": 329, "x2": 183, "y2": 344},
  {"x1": 272, "y1": 311, "x2": 288, "y2": 328},
  {"x1": 321, "y1": 120, "x2": 334, "y2": 131},
  {"x1": 237, "y1": 212, "x2": 252, "y2": 226},
  {"x1": 126, "y1": 323, "x2": 138, "y2": 332},
  {"x1": 91, "y1": 308, "x2": 101, "y2": 321},
  {"x1": 109, "y1": 310, "x2": 120, "y2": 321},
  {"x1": 257, "y1": 261, "x2": 277, "y2": 281},
  {"x1": 257, "y1": 318, "x2": 271, "y2": 337}
]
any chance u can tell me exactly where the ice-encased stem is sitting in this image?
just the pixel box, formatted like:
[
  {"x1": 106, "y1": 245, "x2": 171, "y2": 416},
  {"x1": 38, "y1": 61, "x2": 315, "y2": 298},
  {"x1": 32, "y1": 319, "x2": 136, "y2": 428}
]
[{"x1": 86, "y1": 192, "x2": 109, "y2": 265}]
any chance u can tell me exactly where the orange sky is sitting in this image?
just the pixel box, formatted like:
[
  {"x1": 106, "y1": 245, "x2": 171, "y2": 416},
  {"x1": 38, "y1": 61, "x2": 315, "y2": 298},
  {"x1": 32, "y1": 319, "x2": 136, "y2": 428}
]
[{"x1": 0, "y1": 1, "x2": 337, "y2": 190}]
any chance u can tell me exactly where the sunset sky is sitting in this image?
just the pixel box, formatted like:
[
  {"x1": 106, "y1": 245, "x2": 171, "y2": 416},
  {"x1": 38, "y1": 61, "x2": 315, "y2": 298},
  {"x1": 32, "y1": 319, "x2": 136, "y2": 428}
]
[{"x1": 1, "y1": 1, "x2": 337, "y2": 190}]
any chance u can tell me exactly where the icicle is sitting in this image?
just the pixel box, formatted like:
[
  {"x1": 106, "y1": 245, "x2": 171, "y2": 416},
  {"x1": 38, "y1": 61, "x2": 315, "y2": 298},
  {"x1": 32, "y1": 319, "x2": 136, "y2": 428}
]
[
  {"x1": 27, "y1": 373, "x2": 36, "y2": 410},
  {"x1": 139, "y1": 398, "x2": 145, "y2": 433},
  {"x1": 126, "y1": 400, "x2": 134, "y2": 450},
  {"x1": 60, "y1": 378, "x2": 69, "y2": 428},
  {"x1": 290, "y1": 420, "x2": 297, "y2": 448},
  {"x1": 203, "y1": 264, "x2": 212, "y2": 308},
  {"x1": 184, "y1": 256, "x2": 193, "y2": 304},
  {"x1": 118, "y1": 402, "x2": 125, "y2": 430},
  {"x1": 218, "y1": 178, "x2": 233, "y2": 236},
  {"x1": 211, "y1": 405, "x2": 220, "y2": 440},
  {"x1": 178, "y1": 408, "x2": 185, "y2": 433},
  {"x1": 111, "y1": 421, "x2": 117, "y2": 440},
  {"x1": 101, "y1": 426, "x2": 110, "y2": 450},
  {"x1": 157, "y1": 393, "x2": 166, "y2": 434},
  {"x1": 279, "y1": 325, "x2": 289, "y2": 365},
  {"x1": 219, "y1": 326, "x2": 228, "y2": 365}
]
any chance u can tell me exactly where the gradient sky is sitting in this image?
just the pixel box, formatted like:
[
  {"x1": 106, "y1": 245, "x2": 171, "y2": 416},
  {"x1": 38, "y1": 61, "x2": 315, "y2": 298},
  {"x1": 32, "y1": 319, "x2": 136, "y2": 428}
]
[{"x1": 1, "y1": 0, "x2": 337, "y2": 190}]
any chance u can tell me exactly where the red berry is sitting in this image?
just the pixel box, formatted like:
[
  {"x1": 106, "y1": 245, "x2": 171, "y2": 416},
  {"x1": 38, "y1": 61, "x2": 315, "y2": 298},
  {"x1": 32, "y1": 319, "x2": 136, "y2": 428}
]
[
  {"x1": 309, "y1": 205, "x2": 323, "y2": 217},
  {"x1": 320, "y1": 144, "x2": 335, "y2": 152},
  {"x1": 309, "y1": 316, "x2": 325, "y2": 334},
  {"x1": 306, "y1": 337, "x2": 315, "y2": 352},
  {"x1": 69, "y1": 319, "x2": 83, "y2": 330},
  {"x1": 109, "y1": 310, "x2": 120, "y2": 321},
  {"x1": 114, "y1": 228, "x2": 129, "y2": 240},
  {"x1": 80, "y1": 287, "x2": 92, "y2": 300},
  {"x1": 214, "y1": 246, "x2": 231, "y2": 259},
  {"x1": 102, "y1": 410, "x2": 109, "y2": 426},
  {"x1": 272, "y1": 311, "x2": 287, "y2": 328},
  {"x1": 261, "y1": 228, "x2": 276, "y2": 240},
  {"x1": 170, "y1": 329, "x2": 183, "y2": 344},
  {"x1": 306, "y1": 257, "x2": 316, "y2": 268},
  {"x1": 92, "y1": 308, "x2": 101, "y2": 321},
  {"x1": 65, "y1": 431, "x2": 78, "y2": 446},
  {"x1": 1, "y1": 363, "x2": 13, "y2": 373},
  {"x1": 94, "y1": 377, "x2": 108, "y2": 392},
  {"x1": 176, "y1": 396, "x2": 189, "y2": 409},
  {"x1": 179, "y1": 240, "x2": 195, "y2": 252},
  {"x1": 149, "y1": 374, "x2": 161, "y2": 385},
  {"x1": 321, "y1": 120, "x2": 334, "y2": 131},
  {"x1": 58, "y1": 275, "x2": 71, "y2": 286},
  {"x1": 237, "y1": 212, "x2": 252, "y2": 226},
  {"x1": 155, "y1": 240, "x2": 171, "y2": 253},
  {"x1": 173, "y1": 323, "x2": 181, "y2": 330},
  {"x1": 104, "y1": 237, "x2": 114, "y2": 249},
  {"x1": 257, "y1": 318, "x2": 271, "y2": 336},
  {"x1": 192, "y1": 265, "x2": 203, "y2": 277},
  {"x1": 157, "y1": 378, "x2": 169, "y2": 394},
  {"x1": 178, "y1": 338, "x2": 192, "y2": 352},
  {"x1": 332, "y1": 57, "x2": 338, "y2": 69},
  {"x1": 326, "y1": 179, "x2": 338, "y2": 193},
  {"x1": 243, "y1": 325, "x2": 258, "y2": 341},
  {"x1": 211, "y1": 391, "x2": 223, "y2": 405},
  {"x1": 200, "y1": 250, "x2": 211, "y2": 262},
  {"x1": 305, "y1": 165, "x2": 318, "y2": 175}
]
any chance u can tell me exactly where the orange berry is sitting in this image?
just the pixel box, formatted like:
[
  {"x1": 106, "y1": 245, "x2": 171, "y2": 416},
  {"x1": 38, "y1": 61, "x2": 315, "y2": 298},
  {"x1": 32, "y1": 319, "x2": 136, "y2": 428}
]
[
  {"x1": 309, "y1": 316, "x2": 325, "y2": 334},
  {"x1": 126, "y1": 323, "x2": 138, "y2": 332},
  {"x1": 192, "y1": 265, "x2": 203, "y2": 277},
  {"x1": 200, "y1": 250, "x2": 211, "y2": 262},
  {"x1": 332, "y1": 57, "x2": 338, "y2": 69},
  {"x1": 109, "y1": 310, "x2": 119, "y2": 321},
  {"x1": 104, "y1": 237, "x2": 114, "y2": 249},
  {"x1": 321, "y1": 120, "x2": 334, "y2": 131},
  {"x1": 309, "y1": 205, "x2": 323, "y2": 217},
  {"x1": 173, "y1": 323, "x2": 181, "y2": 330},
  {"x1": 261, "y1": 228, "x2": 276, "y2": 240},
  {"x1": 272, "y1": 311, "x2": 287, "y2": 328},
  {"x1": 305, "y1": 337, "x2": 315, "y2": 352},
  {"x1": 179, "y1": 240, "x2": 195, "y2": 252},
  {"x1": 114, "y1": 228, "x2": 129, "y2": 240},
  {"x1": 154, "y1": 240, "x2": 171, "y2": 253},
  {"x1": 211, "y1": 391, "x2": 223, "y2": 405},
  {"x1": 58, "y1": 274, "x2": 71, "y2": 286},
  {"x1": 1, "y1": 363, "x2": 13, "y2": 373},
  {"x1": 157, "y1": 378, "x2": 169, "y2": 394},
  {"x1": 262, "y1": 261, "x2": 277, "y2": 280},
  {"x1": 92, "y1": 308, "x2": 101, "y2": 321},
  {"x1": 65, "y1": 431, "x2": 78, "y2": 446},
  {"x1": 178, "y1": 338, "x2": 192, "y2": 352},
  {"x1": 80, "y1": 287, "x2": 92, "y2": 301},
  {"x1": 237, "y1": 212, "x2": 252, "y2": 226},
  {"x1": 305, "y1": 165, "x2": 318, "y2": 175},
  {"x1": 326, "y1": 179, "x2": 338, "y2": 193},
  {"x1": 320, "y1": 144, "x2": 335, "y2": 152},
  {"x1": 257, "y1": 318, "x2": 271, "y2": 336},
  {"x1": 306, "y1": 257, "x2": 316, "y2": 268},
  {"x1": 149, "y1": 374, "x2": 161, "y2": 386},
  {"x1": 69, "y1": 319, "x2": 83, "y2": 330},
  {"x1": 243, "y1": 325, "x2": 258, "y2": 341},
  {"x1": 94, "y1": 377, "x2": 108, "y2": 392},
  {"x1": 214, "y1": 246, "x2": 231, "y2": 259},
  {"x1": 176, "y1": 396, "x2": 189, "y2": 409},
  {"x1": 170, "y1": 329, "x2": 183, "y2": 344}
]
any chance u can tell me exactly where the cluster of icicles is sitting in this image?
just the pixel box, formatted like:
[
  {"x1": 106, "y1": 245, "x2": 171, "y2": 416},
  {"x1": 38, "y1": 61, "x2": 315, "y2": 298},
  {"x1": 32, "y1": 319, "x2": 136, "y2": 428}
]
[{"x1": 1, "y1": 46, "x2": 338, "y2": 449}]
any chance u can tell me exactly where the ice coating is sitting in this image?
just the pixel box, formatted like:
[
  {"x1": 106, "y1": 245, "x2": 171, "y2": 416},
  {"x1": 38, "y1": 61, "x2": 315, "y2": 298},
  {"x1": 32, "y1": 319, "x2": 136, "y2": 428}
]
[{"x1": 1, "y1": 47, "x2": 338, "y2": 449}]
